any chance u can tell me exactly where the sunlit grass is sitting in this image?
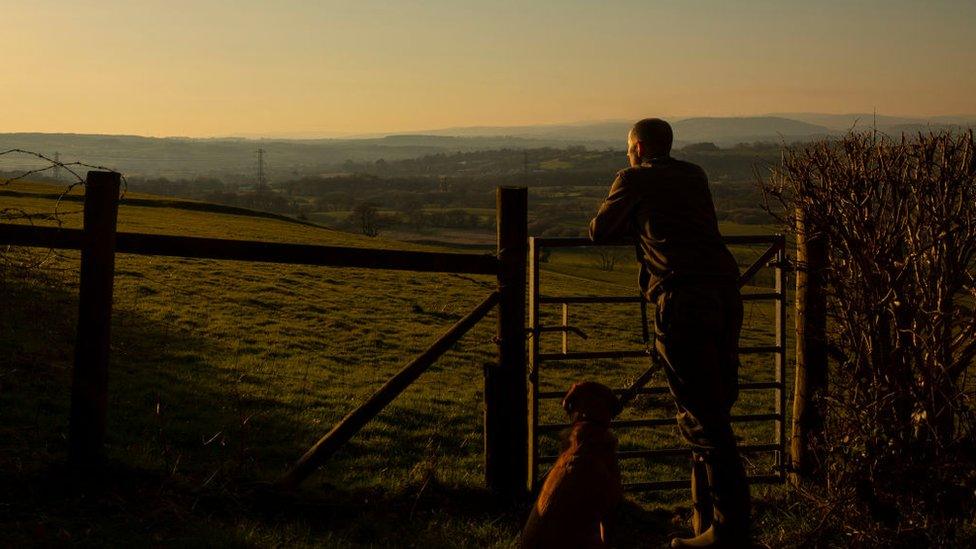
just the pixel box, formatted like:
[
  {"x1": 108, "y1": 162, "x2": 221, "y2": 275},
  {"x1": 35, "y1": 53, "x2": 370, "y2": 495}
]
[{"x1": 1, "y1": 182, "x2": 791, "y2": 546}]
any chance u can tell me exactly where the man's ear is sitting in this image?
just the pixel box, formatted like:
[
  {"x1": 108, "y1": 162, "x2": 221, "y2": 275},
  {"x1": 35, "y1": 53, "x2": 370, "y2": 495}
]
[{"x1": 634, "y1": 140, "x2": 646, "y2": 161}]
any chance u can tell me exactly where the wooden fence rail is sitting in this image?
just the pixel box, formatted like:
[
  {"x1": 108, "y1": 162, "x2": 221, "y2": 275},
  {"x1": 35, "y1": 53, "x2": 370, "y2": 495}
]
[
  {"x1": 277, "y1": 290, "x2": 501, "y2": 490},
  {"x1": 0, "y1": 172, "x2": 528, "y2": 499},
  {"x1": 0, "y1": 224, "x2": 500, "y2": 274}
]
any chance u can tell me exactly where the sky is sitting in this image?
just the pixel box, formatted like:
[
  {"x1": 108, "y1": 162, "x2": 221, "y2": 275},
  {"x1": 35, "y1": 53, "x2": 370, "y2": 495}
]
[{"x1": 3, "y1": 0, "x2": 974, "y2": 137}]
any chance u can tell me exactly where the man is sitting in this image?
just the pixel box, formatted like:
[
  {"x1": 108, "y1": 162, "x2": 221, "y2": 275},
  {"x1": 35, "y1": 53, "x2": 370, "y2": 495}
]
[{"x1": 589, "y1": 118, "x2": 751, "y2": 548}]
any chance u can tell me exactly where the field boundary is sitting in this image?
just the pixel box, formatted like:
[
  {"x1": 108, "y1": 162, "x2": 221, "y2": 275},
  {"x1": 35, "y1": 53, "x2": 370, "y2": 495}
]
[
  {"x1": 0, "y1": 170, "x2": 529, "y2": 499},
  {"x1": 1, "y1": 170, "x2": 811, "y2": 504},
  {"x1": 0, "y1": 187, "x2": 330, "y2": 230}
]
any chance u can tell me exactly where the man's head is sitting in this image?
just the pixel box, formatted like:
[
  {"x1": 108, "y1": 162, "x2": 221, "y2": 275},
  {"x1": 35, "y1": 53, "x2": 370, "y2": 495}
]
[{"x1": 627, "y1": 118, "x2": 673, "y2": 167}]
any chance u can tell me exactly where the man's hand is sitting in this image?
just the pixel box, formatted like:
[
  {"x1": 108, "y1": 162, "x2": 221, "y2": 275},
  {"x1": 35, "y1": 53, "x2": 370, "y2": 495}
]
[{"x1": 589, "y1": 170, "x2": 637, "y2": 243}]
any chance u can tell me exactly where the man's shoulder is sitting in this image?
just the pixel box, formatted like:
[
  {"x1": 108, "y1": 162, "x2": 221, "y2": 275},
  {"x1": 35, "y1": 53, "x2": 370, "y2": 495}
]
[
  {"x1": 667, "y1": 158, "x2": 707, "y2": 177},
  {"x1": 618, "y1": 159, "x2": 707, "y2": 181},
  {"x1": 672, "y1": 156, "x2": 704, "y2": 167},
  {"x1": 614, "y1": 166, "x2": 641, "y2": 180}
]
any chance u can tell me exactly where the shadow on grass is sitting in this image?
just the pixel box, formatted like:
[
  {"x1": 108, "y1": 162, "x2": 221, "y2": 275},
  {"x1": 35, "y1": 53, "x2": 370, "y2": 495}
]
[
  {"x1": 0, "y1": 272, "x2": 499, "y2": 545},
  {"x1": 1, "y1": 271, "x2": 683, "y2": 547},
  {"x1": 1, "y1": 462, "x2": 679, "y2": 547},
  {"x1": 2, "y1": 463, "x2": 508, "y2": 545}
]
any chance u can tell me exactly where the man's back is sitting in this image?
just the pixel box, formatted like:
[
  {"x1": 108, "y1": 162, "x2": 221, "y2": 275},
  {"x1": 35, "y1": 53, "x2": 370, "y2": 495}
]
[
  {"x1": 589, "y1": 156, "x2": 739, "y2": 300},
  {"x1": 594, "y1": 119, "x2": 753, "y2": 547}
]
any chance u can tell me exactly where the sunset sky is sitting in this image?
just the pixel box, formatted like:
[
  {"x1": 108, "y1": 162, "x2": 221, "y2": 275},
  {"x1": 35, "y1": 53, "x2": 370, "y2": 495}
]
[{"x1": 4, "y1": 0, "x2": 974, "y2": 137}]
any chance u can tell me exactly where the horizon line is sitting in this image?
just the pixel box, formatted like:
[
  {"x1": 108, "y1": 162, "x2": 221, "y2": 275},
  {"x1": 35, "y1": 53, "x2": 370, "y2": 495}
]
[{"x1": 1, "y1": 111, "x2": 973, "y2": 142}]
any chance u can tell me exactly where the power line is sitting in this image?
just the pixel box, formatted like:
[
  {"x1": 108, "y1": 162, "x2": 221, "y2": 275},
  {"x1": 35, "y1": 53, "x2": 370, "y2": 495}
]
[{"x1": 256, "y1": 148, "x2": 267, "y2": 191}]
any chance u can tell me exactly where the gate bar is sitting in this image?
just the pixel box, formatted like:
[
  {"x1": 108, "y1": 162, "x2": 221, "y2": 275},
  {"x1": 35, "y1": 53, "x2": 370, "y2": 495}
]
[
  {"x1": 537, "y1": 413, "x2": 780, "y2": 433},
  {"x1": 526, "y1": 235, "x2": 788, "y2": 491},
  {"x1": 535, "y1": 381, "x2": 783, "y2": 399},
  {"x1": 625, "y1": 474, "x2": 782, "y2": 493},
  {"x1": 539, "y1": 443, "x2": 781, "y2": 463}
]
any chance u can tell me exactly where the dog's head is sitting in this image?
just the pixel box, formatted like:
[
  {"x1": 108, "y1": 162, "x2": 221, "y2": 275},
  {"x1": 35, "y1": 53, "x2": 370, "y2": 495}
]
[{"x1": 562, "y1": 381, "x2": 620, "y2": 425}]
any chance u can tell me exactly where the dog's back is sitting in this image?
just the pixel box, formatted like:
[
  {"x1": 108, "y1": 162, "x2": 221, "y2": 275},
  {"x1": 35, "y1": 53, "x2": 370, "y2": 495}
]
[{"x1": 520, "y1": 422, "x2": 622, "y2": 548}]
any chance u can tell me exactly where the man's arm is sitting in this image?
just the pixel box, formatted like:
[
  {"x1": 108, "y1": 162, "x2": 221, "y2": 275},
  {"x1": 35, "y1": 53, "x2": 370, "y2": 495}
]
[{"x1": 589, "y1": 171, "x2": 638, "y2": 242}]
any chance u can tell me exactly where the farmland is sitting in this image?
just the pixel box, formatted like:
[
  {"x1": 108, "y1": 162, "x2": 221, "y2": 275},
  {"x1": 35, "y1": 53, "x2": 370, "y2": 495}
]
[{"x1": 1, "y1": 181, "x2": 789, "y2": 547}]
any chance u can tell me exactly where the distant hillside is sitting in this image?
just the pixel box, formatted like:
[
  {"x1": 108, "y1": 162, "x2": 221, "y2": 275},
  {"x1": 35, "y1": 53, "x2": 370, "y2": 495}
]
[
  {"x1": 414, "y1": 116, "x2": 833, "y2": 146},
  {"x1": 414, "y1": 114, "x2": 975, "y2": 145},
  {"x1": 405, "y1": 120, "x2": 631, "y2": 143},
  {"x1": 0, "y1": 133, "x2": 611, "y2": 181},
  {"x1": 2, "y1": 114, "x2": 972, "y2": 180},
  {"x1": 771, "y1": 112, "x2": 976, "y2": 133},
  {"x1": 671, "y1": 116, "x2": 831, "y2": 144}
]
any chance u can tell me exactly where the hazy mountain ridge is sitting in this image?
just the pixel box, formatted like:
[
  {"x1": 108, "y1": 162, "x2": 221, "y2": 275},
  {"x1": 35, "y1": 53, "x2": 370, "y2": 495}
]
[
  {"x1": 410, "y1": 114, "x2": 973, "y2": 145},
  {"x1": 2, "y1": 114, "x2": 971, "y2": 179},
  {"x1": 395, "y1": 116, "x2": 831, "y2": 144},
  {"x1": 770, "y1": 112, "x2": 976, "y2": 131},
  {"x1": 0, "y1": 132, "x2": 613, "y2": 179}
]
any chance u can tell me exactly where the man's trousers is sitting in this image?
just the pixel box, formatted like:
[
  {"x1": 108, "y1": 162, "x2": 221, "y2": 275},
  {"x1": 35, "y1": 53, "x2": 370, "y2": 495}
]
[{"x1": 654, "y1": 282, "x2": 751, "y2": 539}]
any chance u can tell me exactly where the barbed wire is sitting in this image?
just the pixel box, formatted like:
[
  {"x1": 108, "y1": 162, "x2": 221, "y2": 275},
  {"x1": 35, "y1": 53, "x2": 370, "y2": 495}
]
[
  {"x1": 0, "y1": 148, "x2": 129, "y2": 224},
  {"x1": 0, "y1": 148, "x2": 130, "y2": 276}
]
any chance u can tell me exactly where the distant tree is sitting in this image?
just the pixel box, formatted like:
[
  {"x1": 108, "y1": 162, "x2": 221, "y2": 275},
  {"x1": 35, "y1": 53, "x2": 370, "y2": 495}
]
[
  {"x1": 437, "y1": 176, "x2": 454, "y2": 193},
  {"x1": 681, "y1": 142, "x2": 721, "y2": 152},
  {"x1": 351, "y1": 202, "x2": 381, "y2": 237}
]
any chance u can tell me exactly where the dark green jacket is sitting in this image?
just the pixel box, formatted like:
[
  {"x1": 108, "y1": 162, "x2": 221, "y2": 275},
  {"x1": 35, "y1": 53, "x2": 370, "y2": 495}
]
[{"x1": 588, "y1": 157, "x2": 739, "y2": 299}]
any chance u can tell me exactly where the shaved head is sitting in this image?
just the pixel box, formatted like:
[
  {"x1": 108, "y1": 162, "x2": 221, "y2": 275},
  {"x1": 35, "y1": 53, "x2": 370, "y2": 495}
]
[{"x1": 629, "y1": 118, "x2": 673, "y2": 158}]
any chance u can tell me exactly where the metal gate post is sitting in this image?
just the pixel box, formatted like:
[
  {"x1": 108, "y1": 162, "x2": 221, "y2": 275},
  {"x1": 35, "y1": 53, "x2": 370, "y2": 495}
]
[
  {"x1": 527, "y1": 237, "x2": 541, "y2": 492},
  {"x1": 774, "y1": 235, "x2": 788, "y2": 480}
]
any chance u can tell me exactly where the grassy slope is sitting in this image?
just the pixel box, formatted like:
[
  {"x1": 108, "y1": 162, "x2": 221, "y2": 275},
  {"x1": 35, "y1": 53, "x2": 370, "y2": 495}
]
[{"x1": 0, "y1": 182, "x2": 791, "y2": 547}]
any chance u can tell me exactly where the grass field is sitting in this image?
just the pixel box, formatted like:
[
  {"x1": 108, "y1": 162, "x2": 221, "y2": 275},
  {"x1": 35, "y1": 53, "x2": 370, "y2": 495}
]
[{"x1": 1, "y1": 181, "x2": 796, "y2": 547}]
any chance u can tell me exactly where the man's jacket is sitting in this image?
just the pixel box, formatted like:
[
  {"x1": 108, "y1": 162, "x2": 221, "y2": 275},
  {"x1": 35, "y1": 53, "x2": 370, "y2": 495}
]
[{"x1": 588, "y1": 156, "x2": 739, "y2": 300}]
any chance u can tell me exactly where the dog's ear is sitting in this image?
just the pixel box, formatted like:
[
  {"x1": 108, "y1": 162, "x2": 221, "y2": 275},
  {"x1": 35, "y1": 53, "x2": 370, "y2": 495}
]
[{"x1": 562, "y1": 383, "x2": 581, "y2": 413}]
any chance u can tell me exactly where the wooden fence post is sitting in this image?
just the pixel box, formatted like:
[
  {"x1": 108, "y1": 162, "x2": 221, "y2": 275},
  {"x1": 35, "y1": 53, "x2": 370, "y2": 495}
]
[
  {"x1": 69, "y1": 171, "x2": 121, "y2": 467},
  {"x1": 486, "y1": 186, "x2": 528, "y2": 500},
  {"x1": 790, "y1": 207, "x2": 828, "y2": 485}
]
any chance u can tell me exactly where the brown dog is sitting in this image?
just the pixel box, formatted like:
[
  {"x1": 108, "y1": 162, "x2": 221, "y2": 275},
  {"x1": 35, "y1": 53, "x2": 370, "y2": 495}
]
[{"x1": 520, "y1": 381, "x2": 623, "y2": 548}]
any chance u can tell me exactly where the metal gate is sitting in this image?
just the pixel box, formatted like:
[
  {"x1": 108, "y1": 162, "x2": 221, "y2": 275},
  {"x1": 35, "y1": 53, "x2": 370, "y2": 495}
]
[{"x1": 527, "y1": 235, "x2": 787, "y2": 492}]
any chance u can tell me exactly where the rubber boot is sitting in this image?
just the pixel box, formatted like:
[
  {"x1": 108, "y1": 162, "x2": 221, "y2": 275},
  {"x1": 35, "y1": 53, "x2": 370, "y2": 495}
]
[
  {"x1": 708, "y1": 449, "x2": 751, "y2": 546},
  {"x1": 671, "y1": 525, "x2": 720, "y2": 548},
  {"x1": 672, "y1": 449, "x2": 751, "y2": 548},
  {"x1": 690, "y1": 453, "x2": 713, "y2": 535}
]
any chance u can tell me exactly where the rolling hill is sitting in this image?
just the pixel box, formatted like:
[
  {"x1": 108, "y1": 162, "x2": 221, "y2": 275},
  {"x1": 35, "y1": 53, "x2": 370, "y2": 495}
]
[
  {"x1": 398, "y1": 116, "x2": 833, "y2": 146},
  {"x1": 3, "y1": 114, "x2": 971, "y2": 184}
]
